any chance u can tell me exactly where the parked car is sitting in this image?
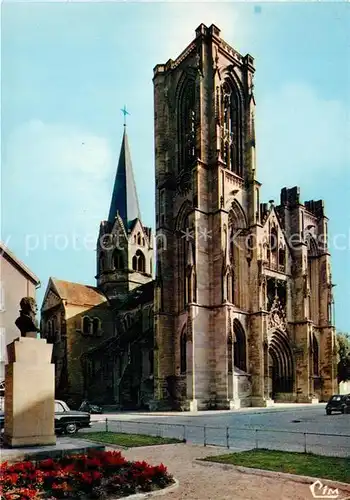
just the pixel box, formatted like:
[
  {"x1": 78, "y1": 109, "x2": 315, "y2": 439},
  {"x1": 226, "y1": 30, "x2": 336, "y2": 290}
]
[
  {"x1": 325, "y1": 394, "x2": 350, "y2": 415},
  {"x1": 0, "y1": 400, "x2": 91, "y2": 435},
  {"x1": 78, "y1": 400, "x2": 103, "y2": 414}
]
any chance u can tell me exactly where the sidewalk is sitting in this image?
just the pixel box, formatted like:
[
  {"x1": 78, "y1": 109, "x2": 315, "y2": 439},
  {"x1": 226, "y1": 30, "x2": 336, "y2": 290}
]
[
  {"x1": 95, "y1": 402, "x2": 325, "y2": 420},
  {"x1": 120, "y1": 443, "x2": 349, "y2": 500}
]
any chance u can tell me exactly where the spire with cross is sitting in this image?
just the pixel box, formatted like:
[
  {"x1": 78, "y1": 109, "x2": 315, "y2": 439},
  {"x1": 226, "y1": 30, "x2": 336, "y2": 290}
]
[
  {"x1": 121, "y1": 105, "x2": 130, "y2": 127},
  {"x1": 108, "y1": 105, "x2": 141, "y2": 227}
]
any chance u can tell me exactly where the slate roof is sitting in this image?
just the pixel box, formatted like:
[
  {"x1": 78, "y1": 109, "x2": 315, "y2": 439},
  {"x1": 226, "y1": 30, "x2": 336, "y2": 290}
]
[
  {"x1": 107, "y1": 128, "x2": 141, "y2": 229},
  {"x1": 51, "y1": 278, "x2": 107, "y2": 307}
]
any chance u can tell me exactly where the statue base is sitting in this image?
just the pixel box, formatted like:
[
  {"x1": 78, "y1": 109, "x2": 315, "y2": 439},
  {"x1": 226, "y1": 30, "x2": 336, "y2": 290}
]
[{"x1": 4, "y1": 336, "x2": 56, "y2": 448}]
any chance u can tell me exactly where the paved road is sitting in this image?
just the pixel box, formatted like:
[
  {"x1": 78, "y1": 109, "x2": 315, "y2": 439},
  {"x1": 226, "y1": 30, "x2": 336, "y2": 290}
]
[{"x1": 85, "y1": 405, "x2": 350, "y2": 457}]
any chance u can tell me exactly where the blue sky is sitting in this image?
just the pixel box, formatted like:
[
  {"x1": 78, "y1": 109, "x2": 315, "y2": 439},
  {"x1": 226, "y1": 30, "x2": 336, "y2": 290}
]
[{"x1": 1, "y1": 2, "x2": 349, "y2": 331}]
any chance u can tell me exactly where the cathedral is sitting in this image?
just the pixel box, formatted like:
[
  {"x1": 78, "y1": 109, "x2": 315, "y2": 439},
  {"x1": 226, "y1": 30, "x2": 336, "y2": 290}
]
[{"x1": 41, "y1": 24, "x2": 337, "y2": 410}]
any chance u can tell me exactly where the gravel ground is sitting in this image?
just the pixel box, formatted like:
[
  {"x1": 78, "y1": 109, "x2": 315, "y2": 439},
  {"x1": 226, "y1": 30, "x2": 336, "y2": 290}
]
[{"x1": 120, "y1": 443, "x2": 350, "y2": 500}]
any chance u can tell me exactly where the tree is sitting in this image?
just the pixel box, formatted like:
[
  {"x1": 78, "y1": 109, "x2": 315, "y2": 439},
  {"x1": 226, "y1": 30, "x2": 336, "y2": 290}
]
[{"x1": 337, "y1": 332, "x2": 350, "y2": 383}]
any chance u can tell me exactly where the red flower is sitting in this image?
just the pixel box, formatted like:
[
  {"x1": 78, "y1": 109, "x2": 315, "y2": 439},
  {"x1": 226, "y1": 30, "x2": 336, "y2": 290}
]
[{"x1": 38, "y1": 458, "x2": 55, "y2": 470}]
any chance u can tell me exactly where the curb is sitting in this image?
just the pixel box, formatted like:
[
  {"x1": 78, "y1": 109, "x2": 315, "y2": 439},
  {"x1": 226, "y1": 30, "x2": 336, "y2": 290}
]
[
  {"x1": 194, "y1": 459, "x2": 350, "y2": 493},
  {"x1": 105, "y1": 405, "x2": 326, "y2": 419},
  {"x1": 115, "y1": 479, "x2": 179, "y2": 499},
  {"x1": 76, "y1": 439, "x2": 129, "y2": 450}
]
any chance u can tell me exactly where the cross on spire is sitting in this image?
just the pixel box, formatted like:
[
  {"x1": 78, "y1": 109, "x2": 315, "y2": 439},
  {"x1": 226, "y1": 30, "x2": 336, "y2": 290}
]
[{"x1": 121, "y1": 105, "x2": 130, "y2": 126}]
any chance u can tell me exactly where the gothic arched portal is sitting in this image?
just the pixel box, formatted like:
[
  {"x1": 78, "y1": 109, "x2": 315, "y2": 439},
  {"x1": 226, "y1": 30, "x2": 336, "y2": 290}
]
[{"x1": 268, "y1": 330, "x2": 294, "y2": 398}]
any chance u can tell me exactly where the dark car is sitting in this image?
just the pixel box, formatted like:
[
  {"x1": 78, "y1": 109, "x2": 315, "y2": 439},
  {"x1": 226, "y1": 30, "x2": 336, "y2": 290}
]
[
  {"x1": 0, "y1": 400, "x2": 91, "y2": 435},
  {"x1": 78, "y1": 400, "x2": 103, "y2": 414},
  {"x1": 325, "y1": 394, "x2": 350, "y2": 415},
  {"x1": 54, "y1": 400, "x2": 91, "y2": 434}
]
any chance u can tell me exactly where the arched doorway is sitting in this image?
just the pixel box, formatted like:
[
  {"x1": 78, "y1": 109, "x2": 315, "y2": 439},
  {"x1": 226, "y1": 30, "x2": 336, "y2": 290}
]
[{"x1": 268, "y1": 330, "x2": 294, "y2": 400}]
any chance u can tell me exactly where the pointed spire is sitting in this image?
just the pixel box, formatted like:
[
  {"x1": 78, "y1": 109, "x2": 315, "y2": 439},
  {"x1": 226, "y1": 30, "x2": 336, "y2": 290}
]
[{"x1": 108, "y1": 128, "x2": 141, "y2": 228}]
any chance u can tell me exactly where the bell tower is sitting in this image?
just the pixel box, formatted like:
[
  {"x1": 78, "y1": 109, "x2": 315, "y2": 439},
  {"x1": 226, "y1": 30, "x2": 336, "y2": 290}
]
[
  {"x1": 153, "y1": 24, "x2": 259, "y2": 410},
  {"x1": 96, "y1": 124, "x2": 153, "y2": 304}
]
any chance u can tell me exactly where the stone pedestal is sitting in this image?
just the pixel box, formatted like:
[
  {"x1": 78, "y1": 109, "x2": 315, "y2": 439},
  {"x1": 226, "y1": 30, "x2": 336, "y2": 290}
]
[{"x1": 4, "y1": 336, "x2": 56, "y2": 447}]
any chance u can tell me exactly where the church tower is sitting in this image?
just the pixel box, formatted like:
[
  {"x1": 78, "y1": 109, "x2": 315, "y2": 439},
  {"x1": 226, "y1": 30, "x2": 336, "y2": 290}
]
[
  {"x1": 153, "y1": 24, "x2": 336, "y2": 411},
  {"x1": 153, "y1": 24, "x2": 258, "y2": 410},
  {"x1": 96, "y1": 125, "x2": 153, "y2": 304}
]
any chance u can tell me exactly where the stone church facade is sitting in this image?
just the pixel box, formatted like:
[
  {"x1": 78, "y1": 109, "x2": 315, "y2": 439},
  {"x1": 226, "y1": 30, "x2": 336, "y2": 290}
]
[
  {"x1": 41, "y1": 23, "x2": 337, "y2": 410},
  {"x1": 152, "y1": 23, "x2": 337, "y2": 410}
]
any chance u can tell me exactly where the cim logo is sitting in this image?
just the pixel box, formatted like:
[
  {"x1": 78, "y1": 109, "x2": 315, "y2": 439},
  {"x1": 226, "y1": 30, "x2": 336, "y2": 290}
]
[{"x1": 310, "y1": 480, "x2": 340, "y2": 499}]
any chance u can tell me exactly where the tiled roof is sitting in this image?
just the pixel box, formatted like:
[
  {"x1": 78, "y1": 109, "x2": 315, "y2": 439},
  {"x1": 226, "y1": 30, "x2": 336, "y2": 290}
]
[
  {"x1": 51, "y1": 278, "x2": 107, "y2": 307},
  {"x1": 0, "y1": 241, "x2": 40, "y2": 285}
]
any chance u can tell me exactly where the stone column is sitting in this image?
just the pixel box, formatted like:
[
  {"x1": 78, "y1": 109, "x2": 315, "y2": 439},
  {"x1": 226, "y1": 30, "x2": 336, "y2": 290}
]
[{"x1": 4, "y1": 335, "x2": 56, "y2": 447}]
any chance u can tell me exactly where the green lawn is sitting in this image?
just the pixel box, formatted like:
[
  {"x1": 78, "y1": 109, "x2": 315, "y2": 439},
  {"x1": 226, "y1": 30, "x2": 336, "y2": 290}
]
[
  {"x1": 203, "y1": 449, "x2": 350, "y2": 484},
  {"x1": 77, "y1": 431, "x2": 183, "y2": 448}
]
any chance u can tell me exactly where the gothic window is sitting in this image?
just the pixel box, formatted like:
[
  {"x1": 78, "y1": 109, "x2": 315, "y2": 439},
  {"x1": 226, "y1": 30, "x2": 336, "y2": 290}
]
[
  {"x1": 278, "y1": 248, "x2": 286, "y2": 272},
  {"x1": 149, "y1": 350, "x2": 154, "y2": 376},
  {"x1": 179, "y1": 79, "x2": 196, "y2": 171},
  {"x1": 270, "y1": 227, "x2": 278, "y2": 270},
  {"x1": 180, "y1": 328, "x2": 187, "y2": 374},
  {"x1": 227, "y1": 336, "x2": 233, "y2": 374},
  {"x1": 134, "y1": 235, "x2": 136, "y2": 243},
  {"x1": 137, "y1": 232, "x2": 141, "y2": 245},
  {"x1": 227, "y1": 273, "x2": 232, "y2": 303},
  {"x1": 150, "y1": 258, "x2": 152, "y2": 274},
  {"x1": 82, "y1": 316, "x2": 92, "y2": 335},
  {"x1": 133, "y1": 250, "x2": 146, "y2": 273},
  {"x1": 313, "y1": 335, "x2": 319, "y2": 376},
  {"x1": 220, "y1": 81, "x2": 242, "y2": 176},
  {"x1": 233, "y1": 319, "x2": 247, "y2": 372},
  {"x1": 142, "y1": 238, "x2": 145, "y2": 246},
  {"x1": 113, "y1": 250, "x2": 124, "y2": 270}
]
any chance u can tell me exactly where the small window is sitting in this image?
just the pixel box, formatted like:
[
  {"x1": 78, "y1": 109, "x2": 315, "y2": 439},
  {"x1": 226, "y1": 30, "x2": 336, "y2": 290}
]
[
  {"x1": 114, "y1": 250, "x2": 124, "y2": 270},
  {"x1": 137, "y1": 232, "x2": 141, "y2": 245},
  {"x1": 92, "y1": 318, "x2": 100, "y2": 335},
  {"x1": 83, "y1": 317, "x2": 92, "y2": 335}
]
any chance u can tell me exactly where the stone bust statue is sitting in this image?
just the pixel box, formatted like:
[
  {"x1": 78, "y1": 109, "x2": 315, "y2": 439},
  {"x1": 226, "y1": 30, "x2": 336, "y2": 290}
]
[{"x1": 15, "y1": 297, "x2": 41, "y2": 338}]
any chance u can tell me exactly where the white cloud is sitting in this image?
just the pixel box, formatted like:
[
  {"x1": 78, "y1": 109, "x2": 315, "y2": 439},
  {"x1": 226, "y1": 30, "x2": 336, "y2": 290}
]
[
  {"x1": 257, "y1": 83, "x2": 349, "y2": 198},
  {"x1": 2, "y1": 120, "x2": 113, "y2": 244}
]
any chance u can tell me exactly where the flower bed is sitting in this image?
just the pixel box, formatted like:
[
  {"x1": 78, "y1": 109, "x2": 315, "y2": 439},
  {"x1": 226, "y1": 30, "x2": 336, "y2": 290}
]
[{"x1": 0, "y1": 450, "x2": 174, "y2": 499}]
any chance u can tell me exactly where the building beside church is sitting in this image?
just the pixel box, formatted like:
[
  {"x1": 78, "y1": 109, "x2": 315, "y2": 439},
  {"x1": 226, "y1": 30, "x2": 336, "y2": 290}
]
[
  {"x1": 0, "y1": 242, "x2": 40, "y2": 381},
  {"x1": 41, "y1": 23, "x2": 337, "y2": 410}
]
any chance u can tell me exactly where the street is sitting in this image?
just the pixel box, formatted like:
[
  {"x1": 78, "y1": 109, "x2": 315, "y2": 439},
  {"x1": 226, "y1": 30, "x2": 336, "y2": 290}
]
[{"x1": 85, "y1": 404, "x2": 350, "y2": 457}]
